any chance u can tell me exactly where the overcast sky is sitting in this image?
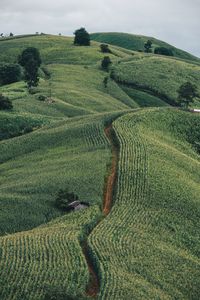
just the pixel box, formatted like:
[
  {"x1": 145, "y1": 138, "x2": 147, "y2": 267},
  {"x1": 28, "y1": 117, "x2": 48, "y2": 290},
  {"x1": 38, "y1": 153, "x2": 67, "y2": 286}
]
[{"x1": 0, "y1": 0, "x2": 199, "y2": 57}]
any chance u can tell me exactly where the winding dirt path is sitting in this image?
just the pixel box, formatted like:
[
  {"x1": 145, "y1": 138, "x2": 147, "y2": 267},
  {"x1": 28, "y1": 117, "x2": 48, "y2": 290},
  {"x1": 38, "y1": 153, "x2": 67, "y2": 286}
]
[
  {"x1": 83, "y1": 124, "x2": 118, "y2": 298},
  {"x1": 103, "y1": 125, "x2": 118, "y2": 215}
]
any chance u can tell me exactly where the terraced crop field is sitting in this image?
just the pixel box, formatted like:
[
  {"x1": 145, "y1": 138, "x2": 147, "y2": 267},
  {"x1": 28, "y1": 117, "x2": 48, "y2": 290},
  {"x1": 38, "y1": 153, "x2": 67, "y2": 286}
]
[
  {"x1": 91, "y1": 32, "x2": 200, "y2": 63},
  {"x1": 111, "y1": 55, "x2": 200, "y2": 107},
  {"x1": 0, "y1": 33, "x2": 200, "y2": 300},
  {"x1": 88, "y1": 109, "x2": 200, "y2": 299}
]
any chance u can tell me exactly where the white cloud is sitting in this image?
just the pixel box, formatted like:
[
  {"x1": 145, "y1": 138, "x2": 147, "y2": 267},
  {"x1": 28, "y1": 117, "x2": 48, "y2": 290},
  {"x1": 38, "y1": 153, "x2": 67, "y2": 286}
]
[{"x1": 0, "y1": 0, "x2": 199, "y2": 56}]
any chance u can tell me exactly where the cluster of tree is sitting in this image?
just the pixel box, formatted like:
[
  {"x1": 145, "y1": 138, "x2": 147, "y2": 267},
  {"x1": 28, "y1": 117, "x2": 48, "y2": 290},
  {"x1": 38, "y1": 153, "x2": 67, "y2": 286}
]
[
  {"x1": 154, "y1": 47, "x2": 173, "y2": 56},
  {"x1": 0, "y1": 63, "x2": 21, "y2": 85},
  {"x1": 18, "y1": 47, "x2": 42, "y2": 89},
  {"x1": 73, "y1": 28, "x2": 90, "y2": 46},
  {"x1": 55, "y1": 189, "x2": 79, "y2": 210},
  {"x1": 0, "y1": 94, "x2": 13, "y2": 110},
  {"x1": 144, "y1": 40, "x2": 174, "y2": 57},
  {"x1": 100, "y1": 44, "x2": 112, "y2": 53},
  {"x1": 177, "y1": 82, "x2": 199, "y2": 109}
]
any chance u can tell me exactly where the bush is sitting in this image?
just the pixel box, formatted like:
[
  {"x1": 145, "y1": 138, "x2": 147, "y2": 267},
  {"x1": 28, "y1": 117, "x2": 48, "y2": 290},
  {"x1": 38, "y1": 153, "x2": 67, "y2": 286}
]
[
  {"x1": 101, "y1": 56, "x2": 112, "y2": 71},
  {"x1": 154, "y1": 47, "x2": 174, "y2": 56},
  {"x1": 0, "y1": 94, "x2": 13, "y2": 110},
  {"x1": 0, "y1": 63, "x2": 21, "y2": 85},
  {"x1": 55, "y1": 189, "x2": 79, "y2": 210},
  {"x1": 100, "y1": 44, "x2": 112, "y2": 53}
]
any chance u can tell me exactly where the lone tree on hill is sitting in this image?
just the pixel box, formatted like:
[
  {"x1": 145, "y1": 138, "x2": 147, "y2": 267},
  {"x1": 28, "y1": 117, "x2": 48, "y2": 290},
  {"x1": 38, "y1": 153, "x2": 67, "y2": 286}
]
[
  {"x1": 0, "y1": 94, "x2": 13, "y2": 110},
  {"x1": 177, "y1": 82, "x2": 198, "y2": 109},
  {"x1": 18, "y1": 47, "x2": 42, "y2": 89},
  {"x1": 144, "y1": 40, "x2": 152, "y2": 53},
  {"x1": 73, "y1": 28, "x2": 90, "y2": 46},
  {"x1": 101, "y1": 56, "x2": 112, "y2": 71}
]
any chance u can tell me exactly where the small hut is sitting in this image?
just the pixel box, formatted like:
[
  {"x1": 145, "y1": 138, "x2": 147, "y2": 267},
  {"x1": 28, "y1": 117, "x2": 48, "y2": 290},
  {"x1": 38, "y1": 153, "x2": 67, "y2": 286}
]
[{"x1": 67, "y1": 201, "x2": 90, "y2": 212}]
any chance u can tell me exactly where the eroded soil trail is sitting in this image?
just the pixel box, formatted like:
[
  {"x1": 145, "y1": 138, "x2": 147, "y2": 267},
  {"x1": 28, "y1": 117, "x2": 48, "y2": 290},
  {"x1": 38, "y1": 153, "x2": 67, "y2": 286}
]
[
  {"x1": 103, "y1": 125, "x2": 118, "y2": 215},
  {"x1": 83, "y1": 124, "x2": 118, "y2": 298}
]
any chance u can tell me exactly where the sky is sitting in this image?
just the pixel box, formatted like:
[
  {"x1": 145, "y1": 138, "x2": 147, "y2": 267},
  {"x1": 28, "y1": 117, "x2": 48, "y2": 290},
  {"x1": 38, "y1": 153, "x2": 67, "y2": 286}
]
[{"x1": 0, "y1": 0, "x2": 199, "y2": 57}]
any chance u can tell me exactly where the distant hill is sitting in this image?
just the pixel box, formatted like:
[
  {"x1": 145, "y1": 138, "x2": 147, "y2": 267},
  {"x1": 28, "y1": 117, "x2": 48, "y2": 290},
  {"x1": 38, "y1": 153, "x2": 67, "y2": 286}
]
[{"x1": 91, "y1": 32, "x2": 200, "y2": 63}]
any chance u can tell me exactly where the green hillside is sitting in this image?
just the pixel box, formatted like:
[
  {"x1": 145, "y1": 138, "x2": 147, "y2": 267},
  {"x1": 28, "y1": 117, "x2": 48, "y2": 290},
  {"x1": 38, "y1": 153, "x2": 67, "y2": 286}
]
[
  {"x1": 0, "y1": 33, "x2": 199, "y2": 300},
  {"x1": 91, "y1": 32, "x2": 200, "y2": 63},
  {"x1": 111, "y1": 54, "x2": 200, "y2": 106},
  {"x1": 89, "y1": 109, "x2": 200, "y2": 299}
]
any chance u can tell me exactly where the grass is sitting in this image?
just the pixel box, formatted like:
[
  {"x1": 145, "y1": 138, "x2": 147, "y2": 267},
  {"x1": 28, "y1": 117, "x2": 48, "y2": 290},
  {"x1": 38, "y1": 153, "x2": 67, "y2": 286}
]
[
  {"x1": 89, "y1": 108, "x2": 200, "y2": 299},
  {"x1": 91, "y1": 32, "x2": 200, "y2": 63}
]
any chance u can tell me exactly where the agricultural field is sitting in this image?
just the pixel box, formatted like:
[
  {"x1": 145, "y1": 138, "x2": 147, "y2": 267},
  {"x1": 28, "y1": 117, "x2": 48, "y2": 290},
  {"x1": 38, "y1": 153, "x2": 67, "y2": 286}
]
[
  {"x1": 89, "y1": 109, "x2": 200, "y2": 299},
  {"x1": 91, "y1": 32, "x2": 200, "y2": 63},
  {"x1": 111, "y1": 54, "x2": 200, "y2": 106},
  {"x1": 0, "y1": 33, "x2": 200, "y2": 300}
]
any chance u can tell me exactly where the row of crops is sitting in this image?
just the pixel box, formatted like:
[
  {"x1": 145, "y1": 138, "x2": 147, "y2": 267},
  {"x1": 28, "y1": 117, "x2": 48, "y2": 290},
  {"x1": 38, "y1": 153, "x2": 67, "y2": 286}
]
[
  {"x1": 89, "y1": 109, "x2": 200, "y2": 299},
  {"x1": 0, "y1": 112, "x2": 121, "y2": 299}
]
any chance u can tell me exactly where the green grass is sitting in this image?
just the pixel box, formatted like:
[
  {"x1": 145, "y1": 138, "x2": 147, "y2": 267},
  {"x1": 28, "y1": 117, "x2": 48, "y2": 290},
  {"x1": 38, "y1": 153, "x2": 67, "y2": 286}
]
[
  {"x1": 89, "y1": 109, "x2": 200, "y2": 299},
  {"x1": 111, "y1": 54, "x2": 200, "y2": 106},
  {"x1": 91, "y1": 32, "x2": 200, "y2": 63}
]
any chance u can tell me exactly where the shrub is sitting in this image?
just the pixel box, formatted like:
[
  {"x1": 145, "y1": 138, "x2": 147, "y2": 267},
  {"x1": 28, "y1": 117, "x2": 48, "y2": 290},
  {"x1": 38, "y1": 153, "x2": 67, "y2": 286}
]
[
  {"x1": 0, "y1": 63, "x2": 21, "y2": 85},
  {"x1": 100, "y1": 44, "x2": 112, "y2": 53},
  {"x1": 0, "y1": 94, "x2": 13, "y2": 110},
  {"x1": 101, "y1": 56, "x2": 112, "y2": 71},
  {"x1": 154, "y1": 47, "x2": 174, "y2": 56},
  {"x1": 55, "y1": 189, "x2": 79, "y2": 210}
]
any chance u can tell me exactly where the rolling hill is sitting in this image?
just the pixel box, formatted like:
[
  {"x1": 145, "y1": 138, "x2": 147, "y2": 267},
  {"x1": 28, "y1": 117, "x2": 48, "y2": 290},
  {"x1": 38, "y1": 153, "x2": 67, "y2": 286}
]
[
  {"x1": 91, "y1": 32, "x2": 200, "y2": 63},
  {"x1": 0, "y1": 33, "x2": 199, "y2": 300}
]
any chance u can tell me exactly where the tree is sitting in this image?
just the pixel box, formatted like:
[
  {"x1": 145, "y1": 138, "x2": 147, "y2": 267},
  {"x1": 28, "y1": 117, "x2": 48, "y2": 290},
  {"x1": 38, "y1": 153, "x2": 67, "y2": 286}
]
[
  {"x1": 18, "y1": 47, "x2": 42, "y2": 89},
  {"x1": 0, "y1": 63, "x2": 21, "y2": 85},
  {"x1": 177, "y1": 82, "x2": 199, "y2": 109},
  {"x1": 100, "y1": 44, "x2": 112, "y2": 53},
  {"x1": 0, "y1": 94, "x2": 13, "y2": 110},
  {"x1": 101, "y1": 56, "x2": 112, "y2": 71},
  {"x1": 144, "y1": 40, "x2": 152, "y2": 53},
  {"x1": 73, "y1": 28, "x2": 90, "y2": 46},
  {"x1": 154, "y1": 47, "x2": 173, "y2": 56}
]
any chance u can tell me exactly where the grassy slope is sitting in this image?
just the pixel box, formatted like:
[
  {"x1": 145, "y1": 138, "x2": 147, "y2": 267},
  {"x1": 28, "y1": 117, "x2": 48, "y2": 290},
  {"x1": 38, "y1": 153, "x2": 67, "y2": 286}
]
[
  {"x1": 89, "y1": 109, "x2": 200, "y2": 299},
  {"x1": 91, "y1": 32, "x2": 200, "y2": 63},
  {"x1": 0, "y1": 34, "x2": 200, "y2": 299},
  {"x1": 111, "y1": 54, "x2": 200, "y2": 107}
]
